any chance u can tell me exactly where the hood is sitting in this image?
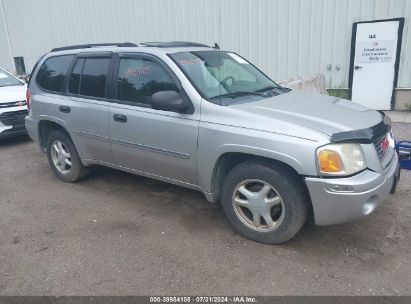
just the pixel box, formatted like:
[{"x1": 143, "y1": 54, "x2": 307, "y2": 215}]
[
  {"x1": 231, "y1": 90, "x2": 383, "y2": 136},
  {"x1": 0, "y1": 84, "x2": 27, "y2": 104}
]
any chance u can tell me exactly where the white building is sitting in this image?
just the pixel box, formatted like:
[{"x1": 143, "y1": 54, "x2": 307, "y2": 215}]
[{"x1": 1, "y1": 0, "x2": 410, "y2": 109}]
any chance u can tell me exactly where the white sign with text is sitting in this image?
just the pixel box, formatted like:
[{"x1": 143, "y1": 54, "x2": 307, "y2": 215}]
[{"x1": 356, "y1": 40, "x2": 395, "y2": 63}]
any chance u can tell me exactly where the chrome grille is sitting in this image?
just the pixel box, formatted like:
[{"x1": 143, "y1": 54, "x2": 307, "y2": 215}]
[
  {"x1": 374, "y1": 134, "x2": 388, "y2": 160},
  {"x1": 0, "y1": 100, "x2": 26, "y2": 108},
  {"x1": 373, "y1": 132, "x2": 395, "y2": 168}
]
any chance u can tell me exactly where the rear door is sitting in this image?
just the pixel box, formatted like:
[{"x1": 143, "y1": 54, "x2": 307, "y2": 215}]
[
  {"x1": 62, "y1": 53, "x2": 114, "y2": 163},
  {"x1": 108, "y1": 53, "x2": 199, "y2": 184}
]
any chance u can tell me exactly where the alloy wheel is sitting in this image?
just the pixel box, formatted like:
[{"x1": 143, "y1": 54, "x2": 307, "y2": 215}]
[
  {"x1": 50, "y1": 140, "x2": 72, "y2": 174},
  {"x1": 232, "y1": 179, "x2": 285, "y2": 232}
]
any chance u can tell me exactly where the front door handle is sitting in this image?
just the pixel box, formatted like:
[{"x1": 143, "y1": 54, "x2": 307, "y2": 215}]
[
  {"x1": 113, "y1": 114, "x2": 127, "y2": 123},
  {"x1": 59, "y1": 105, "x2": 71, "y2": 113},
  {"x1": 354, "y1": 65, "x2": 363, "y2": 70}
]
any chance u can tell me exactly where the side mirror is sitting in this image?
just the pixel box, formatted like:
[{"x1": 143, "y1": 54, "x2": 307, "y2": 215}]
[{"x1": 151, "y1": 91, "x2": 188, "y2": 113}]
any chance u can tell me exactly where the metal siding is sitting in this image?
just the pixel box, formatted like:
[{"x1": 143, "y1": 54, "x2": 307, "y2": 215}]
[
  {"x1": 0, "y1": 0, "x2": 410, "y2": 88},
  {"x1": 0, "y1": 0, "x2": 14, "y2": 72}
]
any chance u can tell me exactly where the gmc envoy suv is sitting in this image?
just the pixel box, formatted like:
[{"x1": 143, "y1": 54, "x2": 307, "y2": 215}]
[{"x1": 25, "y1": 42, "x2": 400, "y2": 244}]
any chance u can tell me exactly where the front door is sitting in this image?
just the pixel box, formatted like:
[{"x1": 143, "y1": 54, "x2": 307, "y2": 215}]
[
  {"x1": 350, "y1": 18, "x2": 404, "y2": 110},
  {"x1": 109, "y1": 54, "x2": 199, "y2": 185}
]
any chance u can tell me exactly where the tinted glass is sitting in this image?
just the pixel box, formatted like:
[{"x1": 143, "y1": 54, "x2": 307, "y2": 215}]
[
  {"x1": 79, "y1": 58, "x2": 110, "y2": 98},
  {"x1": 36, "y1": 55, "x2": 74, "y2": 92},
  {"x1": 117, "y1": 58, "x2": 178, "y2": 106},
  {"x1": 68, "y1": 58, "x2": 84, "y2": 94}
]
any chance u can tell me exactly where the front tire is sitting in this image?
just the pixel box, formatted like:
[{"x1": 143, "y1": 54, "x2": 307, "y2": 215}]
[
  {"x1": 220, "y1": 161, "x2": 309, "y2": 244},
  {"x1": 46, "y1": 129, "x2": 89, "y2": 182}
]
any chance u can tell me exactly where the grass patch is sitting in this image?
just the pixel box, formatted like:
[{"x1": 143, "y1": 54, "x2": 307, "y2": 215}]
[{"x1": 328, "y1": 89, "x2": 350, "y2": 100}]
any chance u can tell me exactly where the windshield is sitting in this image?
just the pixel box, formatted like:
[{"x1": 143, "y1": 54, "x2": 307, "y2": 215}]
[
  {"x1": 169, "y1": 51, "x2": 282, "y2": 103},
  {"x1": 0, "y1": 69, "x2": 23, "y2": 87}
]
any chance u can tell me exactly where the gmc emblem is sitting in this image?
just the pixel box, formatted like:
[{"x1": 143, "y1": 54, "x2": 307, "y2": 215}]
[{"x1": 14, "y1": 101, "x2": 26, "y2": 107}]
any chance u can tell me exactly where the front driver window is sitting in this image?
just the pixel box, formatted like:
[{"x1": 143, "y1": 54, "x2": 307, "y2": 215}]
[{"x1": 117, "y1": 58, "x2": 178, "y2": 107}]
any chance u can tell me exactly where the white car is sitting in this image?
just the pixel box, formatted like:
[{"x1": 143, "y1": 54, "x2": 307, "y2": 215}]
[{"x1": 0, "y1": 67, "x2": 28, "y2": 139}]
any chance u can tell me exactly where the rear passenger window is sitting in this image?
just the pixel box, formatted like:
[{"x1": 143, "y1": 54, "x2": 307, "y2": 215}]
[
  {"x1": 80, "y1": 58, "x2": 110, "y2": 98},
  {"x1": 117, "y1": 58, "x2": 178, "y2": 106},
  {"x1": 36, "y1": 55, "x2": 74, "y2": 92},
  {"x1": 68, "y1": 58, "x2": 84, "y2": 94},
  {"x1": 67, "y1": 57, "x2": 110, "y2": 98}
]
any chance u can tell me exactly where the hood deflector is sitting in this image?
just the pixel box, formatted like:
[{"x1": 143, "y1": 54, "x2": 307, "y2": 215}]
[{"x1": 331, "y1": 112, "x2": 391, "y2": 144}]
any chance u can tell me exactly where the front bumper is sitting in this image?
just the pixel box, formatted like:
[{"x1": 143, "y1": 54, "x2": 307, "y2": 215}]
[
  {"x1": 0, "y1": 107, "x2": 28, "y2": 139},
  {"x1": 305, "y1": 154, "x2": 399, "y2": 226},
  {"x1": 0, "y1": 126, "x2": 27, "y2": 139}
]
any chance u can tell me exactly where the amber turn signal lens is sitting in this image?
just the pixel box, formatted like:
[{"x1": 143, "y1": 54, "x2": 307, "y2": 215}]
[{"x1": 318, "y1": 150, "x2": 344, "y2": 173}]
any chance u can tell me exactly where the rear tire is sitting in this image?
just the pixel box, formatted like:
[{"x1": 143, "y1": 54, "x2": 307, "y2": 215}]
[
  {"x1": 220, "y1": 161, "x2": 308, "y2": 244},
  {"x1": 46, "y1": 129, "x2": 89, "y2": 182}
]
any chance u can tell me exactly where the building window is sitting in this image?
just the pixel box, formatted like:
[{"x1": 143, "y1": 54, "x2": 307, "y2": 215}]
[{"x1": 14, "y1": 57, "x2": 26, "y2": 75}]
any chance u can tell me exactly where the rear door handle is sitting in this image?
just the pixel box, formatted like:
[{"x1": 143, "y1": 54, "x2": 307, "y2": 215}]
[
  {"x1": 354, "y1": 65, "x2": 363, "y2": 70},
  {"x1": 113, "y1": 114, "x2": 127, "y2": 123},
  {"x1": 59, "y1": 105, "x2": 71, "y2": 113}
]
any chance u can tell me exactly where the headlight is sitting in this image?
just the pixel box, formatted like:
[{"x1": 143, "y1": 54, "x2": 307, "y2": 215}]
[{"x1": 316, "y1": 143, "x2": 366, "y2": 176}]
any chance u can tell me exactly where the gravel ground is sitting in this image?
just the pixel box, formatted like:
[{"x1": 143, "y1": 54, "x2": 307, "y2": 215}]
[{"x1": 0, "y1": 123, "x2": 410, "y2": 296}]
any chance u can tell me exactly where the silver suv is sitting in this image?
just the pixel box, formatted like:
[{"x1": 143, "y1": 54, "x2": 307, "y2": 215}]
[{"x1": 25, "y1": 42, "x2": 400, "y2": 244}]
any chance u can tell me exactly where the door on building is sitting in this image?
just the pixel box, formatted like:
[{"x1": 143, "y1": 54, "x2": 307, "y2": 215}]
[{"x1": 349, "y1": 18, "x2": 404, "y2": 110}]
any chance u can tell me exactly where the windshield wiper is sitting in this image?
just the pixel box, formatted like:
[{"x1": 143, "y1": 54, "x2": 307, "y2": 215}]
[
  {"x1": 255, "y1": 85, "x2": 291, "y2": 94},
  {"x1": 211, "y1": 91, "x2": 266, "y2": 100},
  {"x1": 255, "y1": 86, "x2": 277, "y2": 92}
]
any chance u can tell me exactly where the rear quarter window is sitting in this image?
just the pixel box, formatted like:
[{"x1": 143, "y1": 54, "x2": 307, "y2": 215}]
[{"x1": 36, "y1": 55, "x2": 74, "y2": 92}]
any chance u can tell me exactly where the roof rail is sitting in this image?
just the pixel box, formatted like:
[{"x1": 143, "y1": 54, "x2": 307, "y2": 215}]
[
  {"x1": 140, "y1": 41, "x2": 211, "y2": 48},
  {"x1": 50, "y1": 42, "x2": 138, "y2": 52}
]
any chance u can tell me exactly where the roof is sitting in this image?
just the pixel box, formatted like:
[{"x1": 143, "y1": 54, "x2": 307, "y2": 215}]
[
  {"x1": 49, "y1": 41, "x2": 219, "y2": 54},
  {"x1": 50, "y1": 42, "x2": 137, "y2": 52},
  {"x1": 140, "y1": 41, "x2": 212, "y2": 48}
]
